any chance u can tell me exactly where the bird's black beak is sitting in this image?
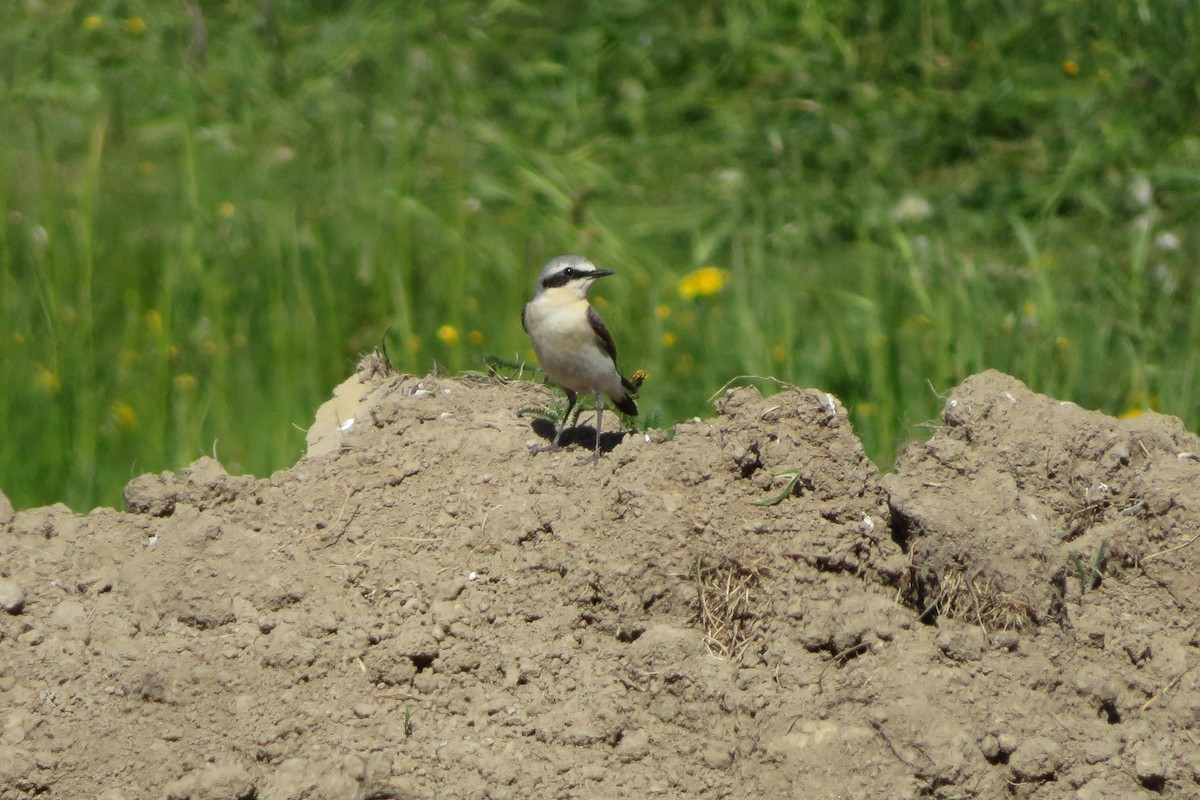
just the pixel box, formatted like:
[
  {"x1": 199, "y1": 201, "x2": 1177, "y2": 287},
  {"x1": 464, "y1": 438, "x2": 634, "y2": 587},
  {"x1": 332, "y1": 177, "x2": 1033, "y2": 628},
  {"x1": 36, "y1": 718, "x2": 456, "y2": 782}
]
[{"x1": 589, "y1": 269, "x2": 615, "y2": 279}]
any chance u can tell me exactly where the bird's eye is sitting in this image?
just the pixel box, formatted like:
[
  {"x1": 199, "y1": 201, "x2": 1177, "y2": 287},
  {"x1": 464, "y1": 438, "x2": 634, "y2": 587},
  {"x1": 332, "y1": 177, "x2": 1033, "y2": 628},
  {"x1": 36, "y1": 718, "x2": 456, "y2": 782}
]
[{"x1": 562, "y1": 268, "x2": 575, "y2": 278}]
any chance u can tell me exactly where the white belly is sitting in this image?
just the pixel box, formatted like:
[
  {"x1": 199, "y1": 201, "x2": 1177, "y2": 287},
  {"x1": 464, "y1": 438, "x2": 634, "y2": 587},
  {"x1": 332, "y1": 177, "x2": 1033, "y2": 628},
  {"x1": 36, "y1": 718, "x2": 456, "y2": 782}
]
[{"x1": 525, "y1": 299, "x2": 623, "y2": 398}]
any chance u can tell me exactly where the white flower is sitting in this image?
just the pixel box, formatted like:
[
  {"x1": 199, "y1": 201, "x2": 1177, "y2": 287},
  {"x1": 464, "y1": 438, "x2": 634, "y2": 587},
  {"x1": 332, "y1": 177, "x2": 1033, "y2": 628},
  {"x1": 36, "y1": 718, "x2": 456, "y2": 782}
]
[
  {"x1": 1128, "y1": 173, "x2": 1153, "y2": 209},
  {"x1": 891, "y1": 193, "x2": 932, "y2": 223},
  {"x1": 1155, "y1": 231, "x2": 1180, "y2": 251}
]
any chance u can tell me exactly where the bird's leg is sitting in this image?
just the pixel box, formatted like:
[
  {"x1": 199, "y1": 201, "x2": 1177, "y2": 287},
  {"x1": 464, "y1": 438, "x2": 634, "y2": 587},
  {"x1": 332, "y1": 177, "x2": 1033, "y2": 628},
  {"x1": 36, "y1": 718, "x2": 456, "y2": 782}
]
[
  {"x1": 579, "y1": 393, "x2": 605, "y2": 464},
  {"x1": 531, "y1": 390, "x2": 576, "y2": 454},
  {"x1": 556, "y1": 391, "x2": 578, "y2": 446}
]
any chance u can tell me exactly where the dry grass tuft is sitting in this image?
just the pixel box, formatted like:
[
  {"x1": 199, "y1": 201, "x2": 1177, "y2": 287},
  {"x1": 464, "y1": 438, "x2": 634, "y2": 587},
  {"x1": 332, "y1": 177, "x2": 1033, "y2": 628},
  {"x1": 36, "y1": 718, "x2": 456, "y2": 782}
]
[
  {"x1": 691, "y1": 556, "x2": 768, "y2": 659},
  {"x1": 916, "y1": 569, "x2": 1038, "y2": 632}
]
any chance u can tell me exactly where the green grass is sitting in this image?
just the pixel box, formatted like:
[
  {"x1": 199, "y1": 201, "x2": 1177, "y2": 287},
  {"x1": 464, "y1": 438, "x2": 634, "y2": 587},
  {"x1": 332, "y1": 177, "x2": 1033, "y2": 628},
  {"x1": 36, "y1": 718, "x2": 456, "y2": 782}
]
[{"x1": 2, "y1": 1, "x2": 1198, "y2": 511}]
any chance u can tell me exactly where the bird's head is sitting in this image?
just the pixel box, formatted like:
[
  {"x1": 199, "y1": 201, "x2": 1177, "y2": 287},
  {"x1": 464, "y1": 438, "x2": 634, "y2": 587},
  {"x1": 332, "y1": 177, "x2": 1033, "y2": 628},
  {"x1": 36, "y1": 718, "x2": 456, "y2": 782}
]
[{"x1": 534, "y1": 255, "x2": 614, "y2": 300}]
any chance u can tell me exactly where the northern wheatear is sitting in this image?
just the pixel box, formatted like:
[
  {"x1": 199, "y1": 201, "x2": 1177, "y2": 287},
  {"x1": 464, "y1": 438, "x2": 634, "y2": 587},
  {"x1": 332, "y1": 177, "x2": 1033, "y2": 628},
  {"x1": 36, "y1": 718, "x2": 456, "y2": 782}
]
[{"x1": 522, "y1": 255, "x2": 638, "y2": 461}]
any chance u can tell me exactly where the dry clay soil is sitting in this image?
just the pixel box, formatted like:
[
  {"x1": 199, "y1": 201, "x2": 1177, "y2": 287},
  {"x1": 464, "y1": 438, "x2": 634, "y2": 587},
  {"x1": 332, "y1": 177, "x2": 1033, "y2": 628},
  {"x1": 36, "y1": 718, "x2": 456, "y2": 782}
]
[{"x1": 2, "y1": 360, "x2": 1199, "y2": 800}]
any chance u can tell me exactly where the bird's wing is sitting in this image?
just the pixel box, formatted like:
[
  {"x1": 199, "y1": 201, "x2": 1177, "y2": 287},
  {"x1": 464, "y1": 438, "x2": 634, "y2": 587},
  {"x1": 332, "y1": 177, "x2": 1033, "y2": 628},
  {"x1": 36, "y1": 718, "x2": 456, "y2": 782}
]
[{"x1": 587, "y1": 305, "x2": 618, "y2": 364}]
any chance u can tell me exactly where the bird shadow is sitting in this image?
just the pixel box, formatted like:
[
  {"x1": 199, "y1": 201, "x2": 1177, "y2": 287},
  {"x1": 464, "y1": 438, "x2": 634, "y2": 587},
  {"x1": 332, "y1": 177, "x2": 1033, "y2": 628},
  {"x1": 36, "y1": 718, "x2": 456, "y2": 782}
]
[{"x1": 529, "y1": 417, "x2": 631, "y2": 454}]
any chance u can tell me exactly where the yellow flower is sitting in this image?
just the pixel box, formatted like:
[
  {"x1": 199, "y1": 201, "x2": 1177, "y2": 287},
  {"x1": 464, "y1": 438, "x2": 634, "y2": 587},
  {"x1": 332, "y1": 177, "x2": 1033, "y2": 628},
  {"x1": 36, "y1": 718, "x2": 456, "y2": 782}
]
[
  {"x1": 217, "y1": 201, "x2": 236, "y2": 218},
  {"x1": 771, "y1": 345, "x2": 786, "y2": 362},
  {"x1": 467, "y1": 330, "x2": 484, "y2": 345},
  {"x1": 655, "y1": 304, "x2": 671, "y2": 319},
  {"x1": 678, "y1": 267, "x2": 728, "y2": 299},
  {"x1": 1062, "y1": 59, "x2": 1079, "y2": 77},
  {"x1": 1055, "y1": 337, "x2": 1070, "y2": 350},
  {"x1": 35, "y1": 366, "x2": 62, "y2": 394},
  {"x1": 83, "y1": 15, "x2": 103, "y2": 31},
  {"x1": 174, "y1": 374, "x2": 198, "y2": 391},
  {"x1": 123, "y1": 16, "x2": 146, "y2": 35},
  {"x1": 145, "y1": 309, "x2": 163, "y2": 333},
  {"x1": 111, "y1": 401, "x2": 137, "y2": 432},
  {"x1": 1123, "y1": 392, "x2": 1159, "y2": 416},
  {"x1": 437, "y1": 325, "x2": 459, "y2": 346},
  {"x1": 662, "y1": 332, "x2": 676, "y2": 347},
  {"x1": 405, "y1": 335, "x2": 421, "y2": 354}
]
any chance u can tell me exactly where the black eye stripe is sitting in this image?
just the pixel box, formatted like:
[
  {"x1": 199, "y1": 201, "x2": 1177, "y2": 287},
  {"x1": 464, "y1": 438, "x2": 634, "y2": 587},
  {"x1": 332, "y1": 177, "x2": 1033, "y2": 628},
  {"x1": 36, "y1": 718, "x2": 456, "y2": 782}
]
[{"x1": 542, "y1": 267, "x2": 586, "y2": 289}]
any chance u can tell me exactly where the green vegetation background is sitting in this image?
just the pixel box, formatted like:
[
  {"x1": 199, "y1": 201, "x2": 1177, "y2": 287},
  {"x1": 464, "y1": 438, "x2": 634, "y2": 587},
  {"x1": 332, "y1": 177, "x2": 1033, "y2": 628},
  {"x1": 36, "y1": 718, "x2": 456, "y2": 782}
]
[{"x1": 2, "y1": 1, "x2": 1198, "y2": 511}]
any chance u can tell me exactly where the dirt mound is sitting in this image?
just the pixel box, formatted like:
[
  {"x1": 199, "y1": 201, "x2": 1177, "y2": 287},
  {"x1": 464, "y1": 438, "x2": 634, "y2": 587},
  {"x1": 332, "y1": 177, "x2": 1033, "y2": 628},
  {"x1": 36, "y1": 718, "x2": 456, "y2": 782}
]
[{"x1": 1, "y1": 364, "x2": 1198, "y2": 799}]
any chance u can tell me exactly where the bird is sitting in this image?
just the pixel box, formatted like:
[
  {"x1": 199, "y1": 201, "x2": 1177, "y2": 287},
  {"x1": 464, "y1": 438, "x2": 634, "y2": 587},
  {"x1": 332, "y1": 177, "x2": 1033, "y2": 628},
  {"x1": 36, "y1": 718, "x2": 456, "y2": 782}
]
[{"x1": 522, "y1": 255, "x2": 638, "y2": 461}]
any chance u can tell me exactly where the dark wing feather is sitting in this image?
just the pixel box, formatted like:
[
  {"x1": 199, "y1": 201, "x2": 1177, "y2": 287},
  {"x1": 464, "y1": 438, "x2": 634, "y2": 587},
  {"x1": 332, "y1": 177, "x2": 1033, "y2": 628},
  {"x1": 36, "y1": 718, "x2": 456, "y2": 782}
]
[
  {"x1": 587, "y1": 305, "x2": 618, "y2": 363},
  {"x1": 588, "y1": 305, "x2": 638, "y2": 415}
]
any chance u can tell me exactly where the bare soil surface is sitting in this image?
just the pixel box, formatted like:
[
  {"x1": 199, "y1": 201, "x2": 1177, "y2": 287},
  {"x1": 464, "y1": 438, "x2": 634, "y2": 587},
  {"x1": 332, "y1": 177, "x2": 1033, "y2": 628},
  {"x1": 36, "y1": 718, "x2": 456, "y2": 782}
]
[{"x1": 2, "y1": 360, "x2": 1198, "y2": 799}]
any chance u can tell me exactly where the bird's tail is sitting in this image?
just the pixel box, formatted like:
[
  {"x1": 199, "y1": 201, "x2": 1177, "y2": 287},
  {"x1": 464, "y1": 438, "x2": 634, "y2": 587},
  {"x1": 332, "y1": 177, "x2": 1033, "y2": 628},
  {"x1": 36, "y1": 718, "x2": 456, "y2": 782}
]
[
  {"x1": 615, "y1": 372, "x2": 641, "y2": 416},
  {"x1": 613, "y1": 392, "x2": 638, "y2": 417}
]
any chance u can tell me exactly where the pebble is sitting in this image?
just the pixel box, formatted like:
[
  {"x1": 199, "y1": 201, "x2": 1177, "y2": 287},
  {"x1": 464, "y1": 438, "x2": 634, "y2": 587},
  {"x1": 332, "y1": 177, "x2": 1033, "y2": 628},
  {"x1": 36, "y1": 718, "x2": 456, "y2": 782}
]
[
  {"x1": 50, "y1": 600, "x2": 86, "y2": 629},
  {"x1": 17, "y1": 628, "x2": 44, "y2": 646},
  {"x1": 3, "y1": 710, "x2": 39, "y2": 745},
  {"x1": 0, "y1": 579, "x2": 25, "y2": 614},
  {"x1": 1009, "y1": 735, "x2": 1061, "y2": 782},
  {"x1": 701, "y1": 742, "x2": 735, "y2": 770},
  {"x1": 1135, "y1": 743, "x2": 1169, "y2": 787},
  {"x1": 614, "y1": 728, "x2": 650, "y2": 762}
]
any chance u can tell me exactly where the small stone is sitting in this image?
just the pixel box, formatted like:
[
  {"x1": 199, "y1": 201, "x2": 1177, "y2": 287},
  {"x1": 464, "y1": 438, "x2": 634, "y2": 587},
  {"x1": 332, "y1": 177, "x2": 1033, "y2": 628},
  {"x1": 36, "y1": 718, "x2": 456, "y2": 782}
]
[
  {"x1": 1134, "y1": 743, "x2": 1169, "y2": 789},
  {"x1": 429, "y1": 601, "x2": 462, "y2": 629},
  {"x1": 50, "y1": 599, "x2": 87, "y2": 629},
  {"x1": 434, "y1": 579, "x2": 464, "y2": 601},
  {"x1": 936, "y1": 625, "x2": 986, "y2": 662},
  {"x1": 979, "y1": 734, "x2": 1001, "y2": 761},
  {"x1": 0, "y1": 579, "x2": 25, "y2": 614},
  {"x1": 992, "y1": 630, "x2": 1020, "y2": 652},
  {"x1": 3, "y1": 711, "x2": 38, "y2": 745},
  {"x1": 1009, "y1": 735, "x2": 1061, "y2": 782},
  {"x1": 613, "y1": 729, "x2": 650, "y2": 763},
  {"x1": 17, "y1": 627, "x2": 43, "y2": 646},
  {"x1": 701, "y1": 742, "x2": 734, "y2": 770}
]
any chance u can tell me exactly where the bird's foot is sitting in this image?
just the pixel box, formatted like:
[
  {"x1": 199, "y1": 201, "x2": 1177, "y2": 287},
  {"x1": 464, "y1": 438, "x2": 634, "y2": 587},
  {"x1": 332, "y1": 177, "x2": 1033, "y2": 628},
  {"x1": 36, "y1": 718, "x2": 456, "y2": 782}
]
[
  {"x1": 576, "y1": 450, "x2": 604, "y2": 465},
  {"x1": 529, "y1": 442, "x2": 563, "y2": 455}
]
